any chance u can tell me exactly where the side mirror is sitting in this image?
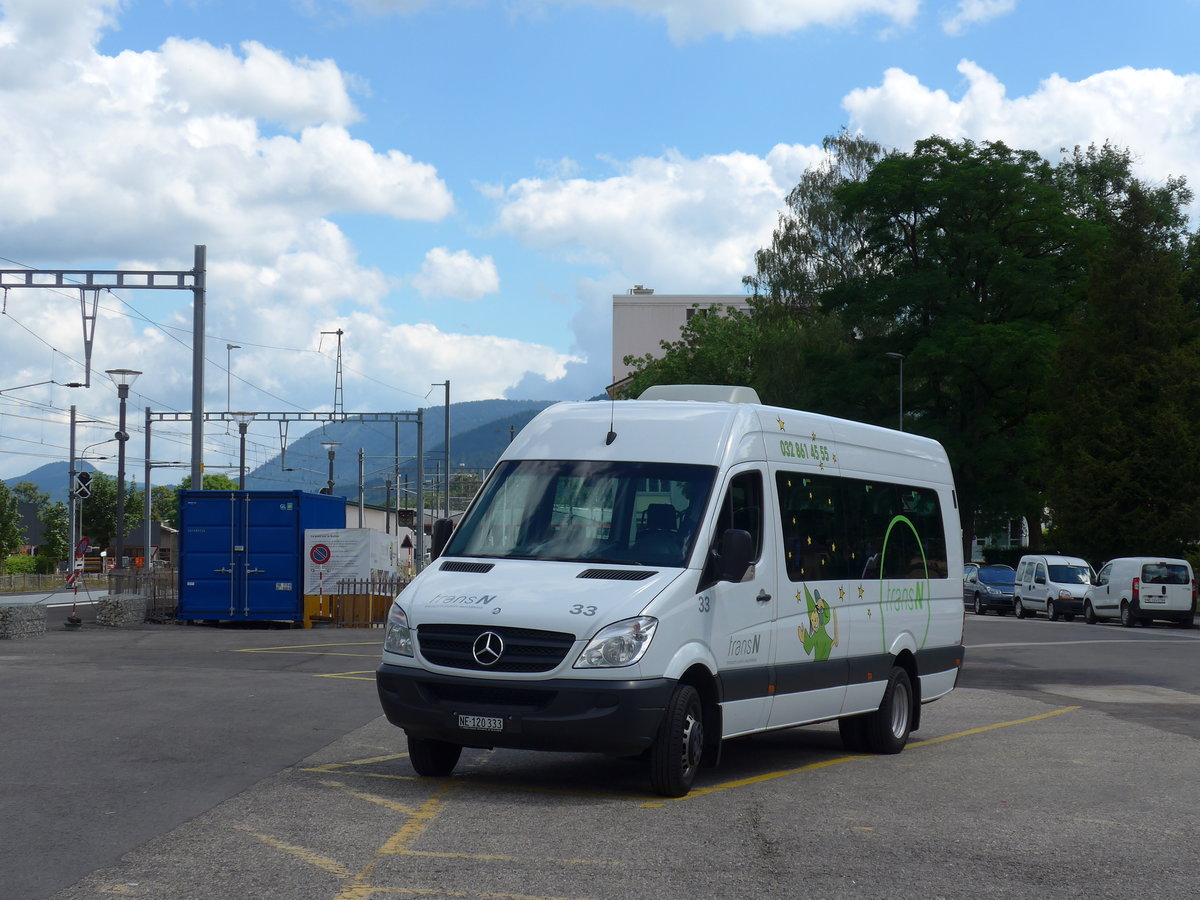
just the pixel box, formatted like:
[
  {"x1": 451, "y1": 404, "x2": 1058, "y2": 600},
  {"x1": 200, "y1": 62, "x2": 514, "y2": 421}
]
[
  {"x1": 716, "y1": 529, "x2": 753, "y2": 583},
  {"x1": 430, "y1": 518, "x2": 455, "y2": 561}
]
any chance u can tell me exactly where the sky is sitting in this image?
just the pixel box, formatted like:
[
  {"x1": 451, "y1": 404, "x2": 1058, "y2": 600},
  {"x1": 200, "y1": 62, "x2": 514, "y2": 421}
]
[{"x1": 2, "y1": 0, "x2": 1200, "y2": 481}]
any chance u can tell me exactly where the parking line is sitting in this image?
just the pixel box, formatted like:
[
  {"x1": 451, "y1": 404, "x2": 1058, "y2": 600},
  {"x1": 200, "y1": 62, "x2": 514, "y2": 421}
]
[{"x1": 641, "y1": 704, "x2": 1082, "y2": 807}]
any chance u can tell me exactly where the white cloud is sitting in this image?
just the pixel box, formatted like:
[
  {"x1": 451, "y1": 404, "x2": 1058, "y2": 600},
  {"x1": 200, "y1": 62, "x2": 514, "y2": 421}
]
[
  {"x1": 343, "y1": 0, "x2": 919, "y2": 40},
  {"x1": 411, "y1": 248, "x2": 500, "y2": 300},
  {"x1": 942, "y1": 0, "x2": 1016, "y2": 36},
  {"x1": 494, "y1": 143, "x2": 825, "y2": 292},
  {"x1": 844, "y1": 60, "x2": 1200, "y2": 204}
]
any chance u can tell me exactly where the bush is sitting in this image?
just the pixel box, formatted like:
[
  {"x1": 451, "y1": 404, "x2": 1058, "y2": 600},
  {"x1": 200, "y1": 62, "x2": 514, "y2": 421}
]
[{"x1": 4, "y1": 554, "x2": 38, "y2": 575}]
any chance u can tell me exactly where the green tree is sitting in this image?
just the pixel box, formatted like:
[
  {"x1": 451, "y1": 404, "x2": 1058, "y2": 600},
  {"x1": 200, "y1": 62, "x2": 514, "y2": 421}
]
[
  {"x1": 178, "y1": 473, "x2": 239, "y2": 491},
  {"x1": 80, "y1": 472, "x2": 119, "y2": 548},
  {"x1": 825, "y1": 137, "x2": 1100, "y2": 552},
  {"x1": 39, "y1": 500, "x2": 69, "y2": 561},
  {"x1": 1045, "y1": 181, "x2": 1200, "y2": 563},
  {"x1": 0, "y1": 481, "x2": 25, "y2": 557}
]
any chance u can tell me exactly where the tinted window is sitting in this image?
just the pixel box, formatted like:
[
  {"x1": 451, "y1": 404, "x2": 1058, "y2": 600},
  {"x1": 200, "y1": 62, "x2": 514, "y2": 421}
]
[
  {"x1": 1142, "y1": 563, "x2": 1190, "y2": 585},
  {"x1": 776, "y1": 471, "x2": 948, "y2": 582}
]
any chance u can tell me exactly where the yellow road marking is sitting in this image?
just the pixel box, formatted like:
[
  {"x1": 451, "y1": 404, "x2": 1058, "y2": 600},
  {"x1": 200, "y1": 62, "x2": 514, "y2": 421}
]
[
  {"x1": 241, "y1": 829, "x2": 355, "y2": 878},
  {"x1": 641, "y1": 704, "x2": 1083, "y2": 805},
  {"x1": 315, "y1": 670, "x2": 377, "y2": 680}
]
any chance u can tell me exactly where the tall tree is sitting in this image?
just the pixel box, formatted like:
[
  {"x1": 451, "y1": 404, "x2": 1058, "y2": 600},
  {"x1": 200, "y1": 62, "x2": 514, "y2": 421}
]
[
  {"x1": 1045, "y1": 181, "x2": 1200, "y2": 563},
  {"x1": 830, "y1": 137, "x2": 1099, "y2": 552},
  {"x1": 0, "y1": 481, "x2": 25, "y2": 557}
]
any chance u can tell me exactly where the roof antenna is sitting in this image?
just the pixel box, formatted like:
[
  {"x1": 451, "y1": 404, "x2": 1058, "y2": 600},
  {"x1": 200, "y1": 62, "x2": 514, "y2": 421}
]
[{"x1": 606, "y1": 392, "x2": 617, "y2": 445}]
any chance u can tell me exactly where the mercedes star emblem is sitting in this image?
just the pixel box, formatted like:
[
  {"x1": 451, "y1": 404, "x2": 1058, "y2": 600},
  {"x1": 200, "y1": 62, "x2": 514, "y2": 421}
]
[{"x1": 472, "y1": 631, "x2": 504, "y2": 666}]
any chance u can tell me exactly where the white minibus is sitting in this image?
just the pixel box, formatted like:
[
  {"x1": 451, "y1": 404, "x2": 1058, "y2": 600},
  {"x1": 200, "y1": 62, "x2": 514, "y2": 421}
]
[{"x1": 377, "y1": 385, "x2": 965, "y2": 796}]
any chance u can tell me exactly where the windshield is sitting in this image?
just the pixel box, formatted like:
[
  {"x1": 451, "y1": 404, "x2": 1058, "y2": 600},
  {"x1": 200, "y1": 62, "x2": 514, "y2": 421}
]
[
  {"x1": 1048, "y1": 565, "x2": 1091, "y2": 585},
  {"x1": 979, "y1": 567, "x2": 1015, "y2": 585},
  {"x1": 444, "y1": 459, "x2": 717, "y2": 567}
]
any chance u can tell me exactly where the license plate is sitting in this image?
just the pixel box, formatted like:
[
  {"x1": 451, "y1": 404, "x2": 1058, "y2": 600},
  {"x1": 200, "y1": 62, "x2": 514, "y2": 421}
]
[{"x1": 458, "y1": 714, "x2": 504, "y2": 732}]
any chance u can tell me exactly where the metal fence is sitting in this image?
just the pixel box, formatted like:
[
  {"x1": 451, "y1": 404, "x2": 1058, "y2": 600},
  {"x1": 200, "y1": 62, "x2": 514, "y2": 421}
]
[
  {"x1": 0, "y1": 573, "x2": 107, "y2": 594},
  {"x1": 107, "y1": 570, "x2": 179, "y2": 622},
  {"x1": 328, "y1": 575, "x2": 410, "y2": 628}
]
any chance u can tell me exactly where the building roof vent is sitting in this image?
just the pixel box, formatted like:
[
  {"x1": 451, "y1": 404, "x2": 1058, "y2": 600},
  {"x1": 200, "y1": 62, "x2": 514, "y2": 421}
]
[{"x1": 630, "y1": 285, "x2": 654, "y2": 294}]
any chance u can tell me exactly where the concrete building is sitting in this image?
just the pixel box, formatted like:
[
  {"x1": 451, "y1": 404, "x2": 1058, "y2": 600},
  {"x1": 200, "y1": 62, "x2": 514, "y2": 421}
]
[{"x1": 610, "y1": 285, "x2": 750, "y2": 394}]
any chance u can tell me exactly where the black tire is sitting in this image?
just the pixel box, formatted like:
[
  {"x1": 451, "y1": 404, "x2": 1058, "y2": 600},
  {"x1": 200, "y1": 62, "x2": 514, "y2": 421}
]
[
  {"x1": 864, "y1": 666, "x2": 913, "y2": 755},
  {"x1": 1047, "y1": 599, "x2": 1060, "y2": 622},
  {"x1": 973, "y1": 594, "x2": 984, "y2": 616},
  {"x1": 1120, "y1": 601, "x2": 1136, "y2": 628},
  {"x1": 650, "y1": 684, "x2": 704, "y2": 797},
  {"x1": 838, "y1": 714, "x2": 870, "y2": 753},
  {"x1": 1014, "y1": 598, "x2": 1028, "y2": 619},
  {"x1": 407, "y1": 735, "x2": 462, "y2": 777},
  {"x1": 1084, "y1": 601, "x2": 1097, "y2": 625}
]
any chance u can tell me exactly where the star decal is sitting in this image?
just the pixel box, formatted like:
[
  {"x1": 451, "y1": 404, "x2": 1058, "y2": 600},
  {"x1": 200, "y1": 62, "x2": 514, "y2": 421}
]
[
  {"x1": 857, "y1": 585, "x2": 865, "y2": 598},
  {"x1": 777, "y1": 417, "x2": 786, "y2": 431}
]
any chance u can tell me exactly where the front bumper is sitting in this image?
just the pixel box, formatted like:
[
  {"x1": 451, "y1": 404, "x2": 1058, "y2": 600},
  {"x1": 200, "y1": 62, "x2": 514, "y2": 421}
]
[{"x1": 376, "y1": 663, "x2": 675, "y2": 756}]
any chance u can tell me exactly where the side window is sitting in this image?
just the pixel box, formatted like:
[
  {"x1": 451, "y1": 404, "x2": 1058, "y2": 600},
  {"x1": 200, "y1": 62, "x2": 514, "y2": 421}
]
[
  {"x1": 1096, "y1": 564, "x2": 1111, "y2": 586},
  {"x1": 1036, "y1": 564, "x2": 1047, "y2": 583},
  {"x1": 712, "y1": 470, "x2": 764, "y2": 561},
  {"x1": 776, "y1": 471, "x2": 947, "y2": 582}
]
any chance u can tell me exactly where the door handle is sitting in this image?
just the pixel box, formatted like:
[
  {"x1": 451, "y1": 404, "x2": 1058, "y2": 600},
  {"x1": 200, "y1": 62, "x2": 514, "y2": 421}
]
[
  {"x1": 214, "y1": 567, "x2": 232, "y2": 574},
  {"x1": 246, "y1": 568, "x2": 265, "y2": 575},
  {"x1": 756, "y1": 590, "x2": 772, "y2": 603}
]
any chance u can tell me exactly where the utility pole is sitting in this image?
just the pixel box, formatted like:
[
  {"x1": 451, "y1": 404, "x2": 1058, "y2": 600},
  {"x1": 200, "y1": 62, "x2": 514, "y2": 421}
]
[
  {"x1": 432, "y1": 380, "x2": 450, "y2": 519},
  {"x1": 321, "y1": 328, "x2": 345, "y2": 420}
]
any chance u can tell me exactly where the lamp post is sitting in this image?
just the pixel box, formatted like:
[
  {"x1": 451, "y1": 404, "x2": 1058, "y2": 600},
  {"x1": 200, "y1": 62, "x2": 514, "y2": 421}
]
[
  {"x1": 105, "y1": 368, "x2": 142, "y2": 575},
  {"x1": 320, "y1": 441, "x2": 341, "y2": 495},
  {"x1": 884, "y1": 352, "x2": 905, "y2": 431},
  {"x1": 232, "y1": 412, "x2": 255, "y2": 489}
]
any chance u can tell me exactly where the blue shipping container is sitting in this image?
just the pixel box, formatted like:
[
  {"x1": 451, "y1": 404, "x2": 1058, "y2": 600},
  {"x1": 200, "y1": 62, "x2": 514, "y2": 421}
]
[{"x1": 178, "y1": 490, "x2": 346, "y2": 622}]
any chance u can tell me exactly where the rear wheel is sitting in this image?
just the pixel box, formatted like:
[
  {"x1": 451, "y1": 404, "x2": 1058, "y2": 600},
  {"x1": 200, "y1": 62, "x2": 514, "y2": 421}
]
[
  {"x1": 863, "y1": 666, "x2": 913, "y2": 755},
  {"x1": 650, "y1": 684, "x2": 704, "y2": 797},
  {"x1": 1014, "y1": 598, "x2": 1028, "y2": 619},
  {"x1": 1084, "y1": 601, "x2": 1097, "y2": 624},
  {"x1": 407, "y1": 735, "x2": 463, "y2": 777},
  {"x1": 1120, "y1": 601, "x2": 1137, "y2": 628}
]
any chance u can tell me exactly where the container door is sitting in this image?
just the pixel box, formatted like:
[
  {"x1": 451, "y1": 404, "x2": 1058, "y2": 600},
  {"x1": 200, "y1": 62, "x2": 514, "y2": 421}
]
[
  {"x1": 179, "y1": 492, "x2": 243, "y2": 619},
  {"x1": 240, "y1": 494, "x2": 303, "y2": 620}
]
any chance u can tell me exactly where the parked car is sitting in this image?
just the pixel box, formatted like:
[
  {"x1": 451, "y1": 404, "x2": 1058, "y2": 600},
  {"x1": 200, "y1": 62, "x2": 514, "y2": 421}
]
[
  {"x1": 1084, "y1": 557, "x2": 1196, "y2": 628},
  {"x1": 1014, "y1": 554, "x2": 1094, "y2": 621},
  {"x1": 963, "y1": 564, "x2": 1016, "y2": 616}
]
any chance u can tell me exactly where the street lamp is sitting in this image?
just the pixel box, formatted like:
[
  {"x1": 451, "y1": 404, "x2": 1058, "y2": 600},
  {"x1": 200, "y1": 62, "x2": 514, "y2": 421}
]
[
  {"x1": 231, "y1": 412, "x2": 255, "y2": 489},
  {"x1": 320, "y1": 441, "x2": 341, "y2": 495},
  {"x1": 105, "y1": 368, "x2": 142, "y2": 575},
  {"x1": 884, "y1": 352, "x2": 905, "y2": 432}
]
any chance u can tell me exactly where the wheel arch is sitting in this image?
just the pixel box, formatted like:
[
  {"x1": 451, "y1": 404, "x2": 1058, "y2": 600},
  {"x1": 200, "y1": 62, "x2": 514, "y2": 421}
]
[{"x1": 678, "y1": 662, "x2": 722, "y2": 768}]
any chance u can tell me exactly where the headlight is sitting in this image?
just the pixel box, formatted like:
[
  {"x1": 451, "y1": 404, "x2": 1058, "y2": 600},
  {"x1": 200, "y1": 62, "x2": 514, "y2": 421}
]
[
  {"x1": 984, "y1": 585, "x2": 1000, "y2": 596},
  {"x1": 574, "y1": 616, "x2": 657, "y2": 668},
  {"x1": 1058, "y1": 589, "x2": 1074, "y2": 600},
  {"x1": 383, "y1": 602, "x2": 413, "y2": 656}
]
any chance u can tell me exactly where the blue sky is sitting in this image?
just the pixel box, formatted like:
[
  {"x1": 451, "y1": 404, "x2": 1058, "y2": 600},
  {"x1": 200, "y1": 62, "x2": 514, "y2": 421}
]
[{"x1": 2, "y1": 0, "x2": 1200, "y2": 479}]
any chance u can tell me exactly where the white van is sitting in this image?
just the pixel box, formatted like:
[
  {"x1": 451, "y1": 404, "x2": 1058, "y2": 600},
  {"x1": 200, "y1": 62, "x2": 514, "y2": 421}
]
[
  {"x1": 1013, "y1": 554, "x2": 1094, "y2": 621},
  {"x1": 376, "y1": 385, "x2": 965, "y2": 796},
  {"x1": 1084, "y1": 557, "x2": 1196, "y2": 627}
]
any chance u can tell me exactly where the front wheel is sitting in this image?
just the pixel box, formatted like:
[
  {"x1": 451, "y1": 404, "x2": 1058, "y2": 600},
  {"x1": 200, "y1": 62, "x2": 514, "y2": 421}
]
[
  {"x1": 407, "y1": 735, "x2": 462, "y2": 777},
  {"x1": 1047, "y1": 599, "x2": 1060, "y2": 622},
  {"x1": 863, "y1": 666, "x2": 913, "y2": 755},
  {"x1": 973, "y1": 594, "x2": 984, "y2": 615},
  {"x1": 650, "y1": 684, "x2": 704, "y2": 797}
]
